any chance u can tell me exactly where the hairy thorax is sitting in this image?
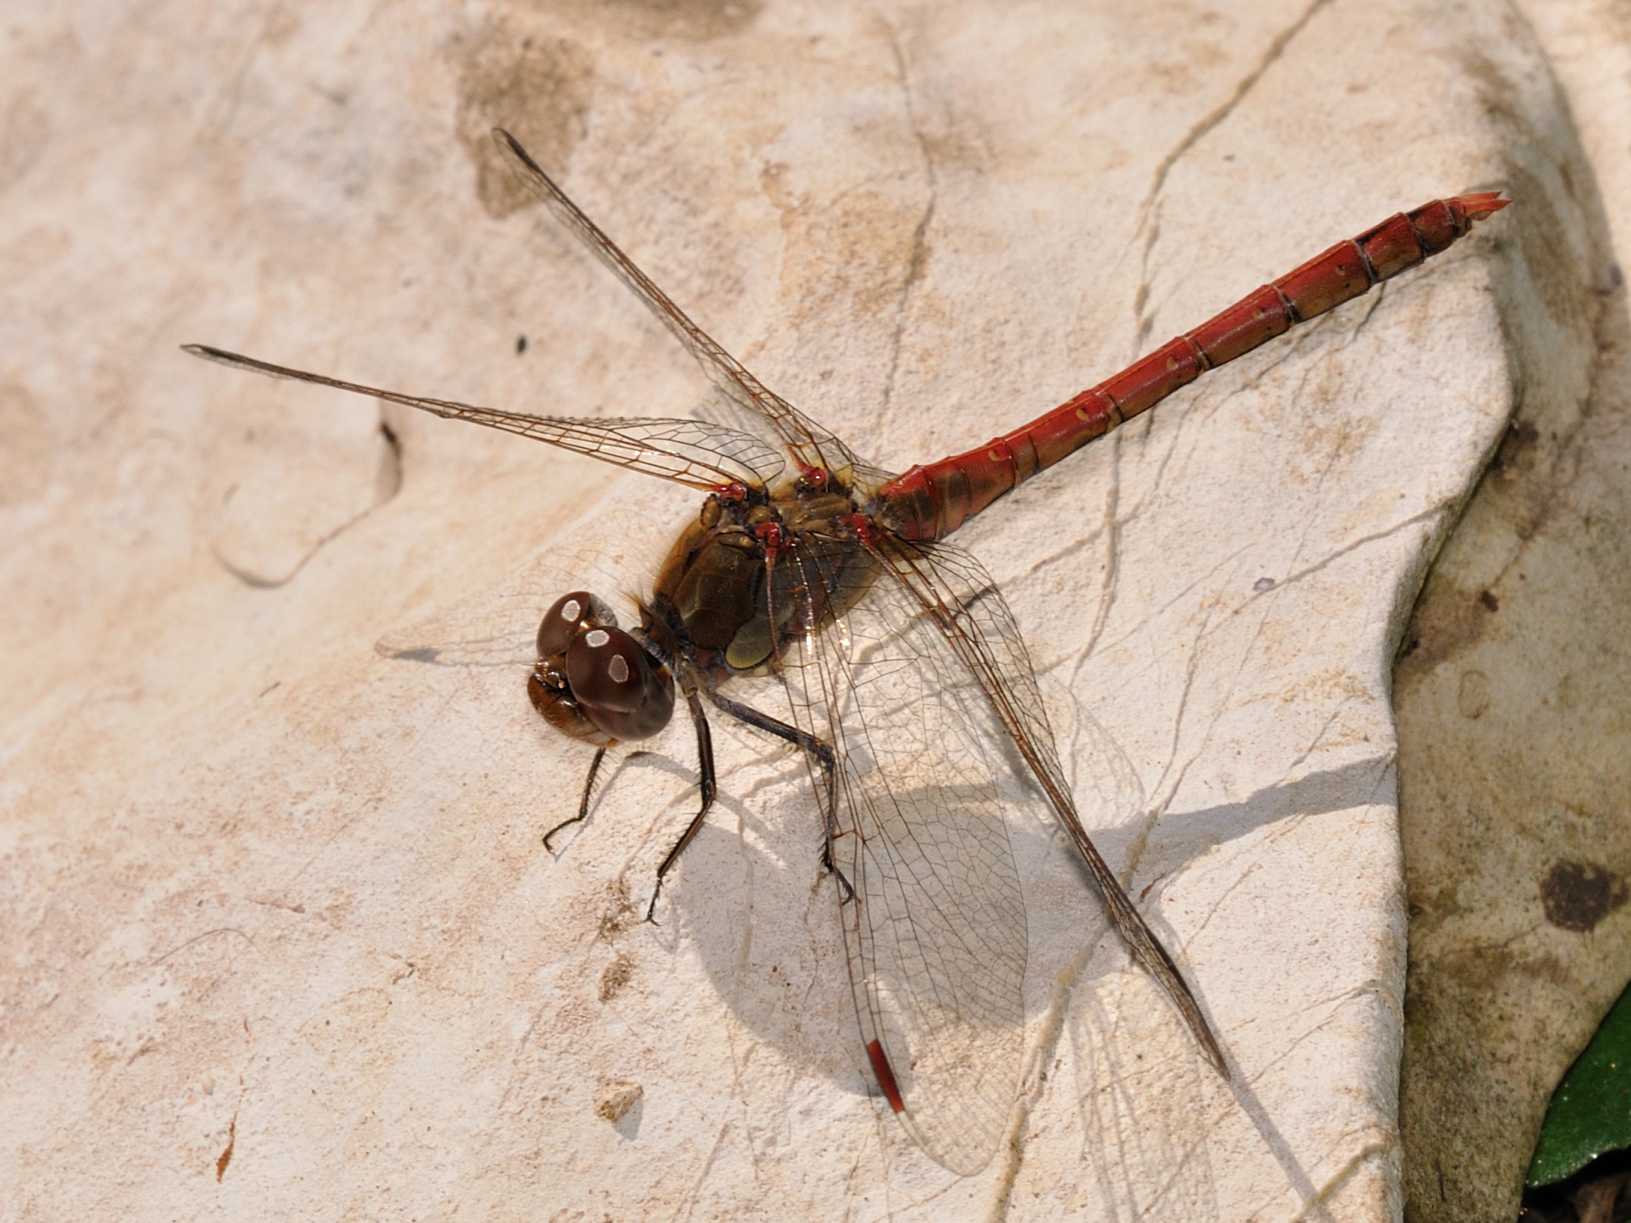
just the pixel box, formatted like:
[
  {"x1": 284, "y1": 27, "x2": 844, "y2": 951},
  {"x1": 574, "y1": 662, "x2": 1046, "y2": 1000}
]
[{"x1": 646, "y1": 475, "x2": 875, "y2": 680}]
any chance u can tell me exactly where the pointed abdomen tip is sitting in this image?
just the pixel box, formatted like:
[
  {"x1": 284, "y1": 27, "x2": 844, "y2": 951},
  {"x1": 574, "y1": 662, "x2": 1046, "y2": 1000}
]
[{"x1": 1457, "y1": 191, "x2": 1511, "y2": 221}]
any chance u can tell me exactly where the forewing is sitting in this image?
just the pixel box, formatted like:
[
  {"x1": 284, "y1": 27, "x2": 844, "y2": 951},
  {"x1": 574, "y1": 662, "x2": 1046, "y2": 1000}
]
[
  {"x1": 183, "y1": 344, "x2": 783, "y2": 491},
  {"x1": 775, "y1": 531, "x2": 1027, "y2": 1175},
  {"x1": 494, "y1": 129, "x2": 863, "y2": 478},
  {"x1": 373, "y1": 504, "x2": 659, "y2": 669}
]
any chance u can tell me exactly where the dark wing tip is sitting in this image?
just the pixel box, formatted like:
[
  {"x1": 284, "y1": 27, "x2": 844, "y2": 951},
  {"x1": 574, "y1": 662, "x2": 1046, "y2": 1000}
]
[
  {"x1": 182, "y1": 343, "x2": 239, "y2": 366},
  {"x1": 182, "y1": 344, "x2": 264, "y2": 374},
  {"x1": 491, "y1": 127, "x2": 538, "y2": 171},
  {"x1": 1193, "y1": 1018, "x2": 1232, "y2": 1081}
]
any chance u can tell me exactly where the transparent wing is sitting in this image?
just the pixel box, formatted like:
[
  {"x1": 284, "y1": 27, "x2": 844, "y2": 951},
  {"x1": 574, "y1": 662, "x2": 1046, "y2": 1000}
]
[
  {"x1": 494, "y1": 128, "x2": 864, "y2": 478},
  {"x1": 372, "y1": 503, "x2": 661, "y2": 669},
  {"x1": 182, "y1": 344, "x2": 784, "y2": 491},
  {"x1": 869, "y1": 534, "x2": 1228, "y2": 1078},
  {"x1": 774, "y1": 531, "x2": 1028, "y2": 1175}
]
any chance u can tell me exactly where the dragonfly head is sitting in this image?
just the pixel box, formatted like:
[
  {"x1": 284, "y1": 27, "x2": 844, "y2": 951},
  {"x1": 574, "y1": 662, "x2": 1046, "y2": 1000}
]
[{"x1": 529, "y1": 591, "x2": 675, "y2": 745}]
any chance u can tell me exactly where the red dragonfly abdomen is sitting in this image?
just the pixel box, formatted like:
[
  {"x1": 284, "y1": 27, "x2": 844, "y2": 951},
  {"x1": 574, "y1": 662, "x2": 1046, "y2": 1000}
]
[{"x1": 877, "y1": 192, "x2": 1509, "y2": 542}]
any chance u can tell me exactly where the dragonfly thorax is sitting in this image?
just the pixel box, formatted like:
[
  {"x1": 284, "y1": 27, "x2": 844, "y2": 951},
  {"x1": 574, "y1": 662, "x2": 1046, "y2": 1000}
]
[
  {"x1": 528, "y1": 591, "x2": 675, "y2": 745},
  {"x1": 645, "y1": 481, "x2": 867, "y2": 679}
]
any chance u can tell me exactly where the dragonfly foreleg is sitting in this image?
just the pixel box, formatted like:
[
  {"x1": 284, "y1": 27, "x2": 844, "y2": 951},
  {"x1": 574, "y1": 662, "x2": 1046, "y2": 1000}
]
[
  {"x1": 702, "y1": 688, "x2": 852, "y2": 902},
  {"x1": 543, "y1": 745, "x2": 609, "y2": 852},
  {"x1": 645, "y1": 682, "x2": 718, "y2": 924}
]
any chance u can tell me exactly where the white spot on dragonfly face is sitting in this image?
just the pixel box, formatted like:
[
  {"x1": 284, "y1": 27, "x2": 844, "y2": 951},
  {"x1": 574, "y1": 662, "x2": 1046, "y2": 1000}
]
[
  {"x1": 585, "y1": 629, "x2": 610, "y2": 649},
  {"x1": 561, "y1": 597, "x2": 583, "y2": 622},
  {"x1": 608, "y1": 655, "x2": 630, "y2": 684}
]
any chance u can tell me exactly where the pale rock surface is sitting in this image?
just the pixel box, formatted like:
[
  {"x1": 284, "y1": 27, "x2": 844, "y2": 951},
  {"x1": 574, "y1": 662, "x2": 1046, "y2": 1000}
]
[
  {"x1": 1398, "y1": 3, "x2": 1631, "y2": 1220},
  {"x1": 0, "y1": 2, "x2": 1549, "y2": 1219}
]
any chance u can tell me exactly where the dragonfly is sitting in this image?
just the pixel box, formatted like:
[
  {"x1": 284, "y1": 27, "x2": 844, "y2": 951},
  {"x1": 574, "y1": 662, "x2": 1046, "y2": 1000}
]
[{"x1": 184, "y1": 129, "x2": 1507, "y2": 1175}]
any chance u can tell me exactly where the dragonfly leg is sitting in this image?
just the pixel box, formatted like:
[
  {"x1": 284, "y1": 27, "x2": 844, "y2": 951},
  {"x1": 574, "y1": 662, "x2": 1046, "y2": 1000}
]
[
  {"x1": 819, "y1": 837, "x2": 857, "y2": 904},
  {"x1": 702, "y1": 688, "x2": 853, "y2": 902},
  {"x1": 543, "y1": 745, "x2": 609, "y2": 851},
  {"x1": 645, "y1": 683, "x2": 718, "y2": 924}
]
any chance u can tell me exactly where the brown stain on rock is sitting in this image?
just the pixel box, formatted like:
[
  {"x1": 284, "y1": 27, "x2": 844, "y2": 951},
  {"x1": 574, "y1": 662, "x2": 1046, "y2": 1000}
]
[
  {"x1": 598, "y1": 951, "x2": 634, "y2": 1002},
  {"x1": 1482, "y1": 416, "x2": 1555, "y2": 559},
  {"x1": 1396, "y1": 577, "x2": 1497, "y2": 680},
  {"x1": 0, "y1": 380, "x2": 53, "y2": 506},
  {"x1": 0, "y1": 90, "x2": 52, "y2": 190},
  {"x1": 590, "y1": 0, "x2": 763, "y2": 41},
  {"x1": 452, "y1": 0, "x2": 764, "y2": 217},
  {"x1": 453, "y1": 28, "x2": 596, "y2": 219},
  {"x1": 1455, "y1": 669, "x2": 1491, "y2": 719},
  {"x1": 1392, "y1": 347, "x2": 1551, "y2": 686},
  {"x1": 1428, "y1": 939, "x2": 1574, "y2": 997},
  {"x1": 597, "y1": 877, "x2": 639, "y2": 940},
  {"x1": 758, "y1": 164, "x2": 926, "y2": 335},
  {"x1": 1409, "y1": 880, "x2": 1469, "y2": 935},
  {"x1": 1491, "y1": 418, "x2": 1539, "y2": 479},
  {"x1": 1540, "y1": 859, "x2": 1628, "y2": 933}
]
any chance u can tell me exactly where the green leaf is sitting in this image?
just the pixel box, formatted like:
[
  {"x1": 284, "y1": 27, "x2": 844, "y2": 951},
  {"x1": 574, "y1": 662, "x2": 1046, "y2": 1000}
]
[{"x1": 1527, "y1": 981, "x2": 1631, "y2": 1187}]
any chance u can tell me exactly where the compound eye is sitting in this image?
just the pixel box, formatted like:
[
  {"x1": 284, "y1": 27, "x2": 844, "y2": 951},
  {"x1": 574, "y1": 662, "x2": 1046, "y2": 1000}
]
[
  {"x1": 537, "y1": 591, "x2": 618, "y2": 658},
  {"x1": 565, "y1": 626, "x2": 675, "y2": 741},
  {"x1": 528, "y1": 665, "x2": 612, "y2": 746}
]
